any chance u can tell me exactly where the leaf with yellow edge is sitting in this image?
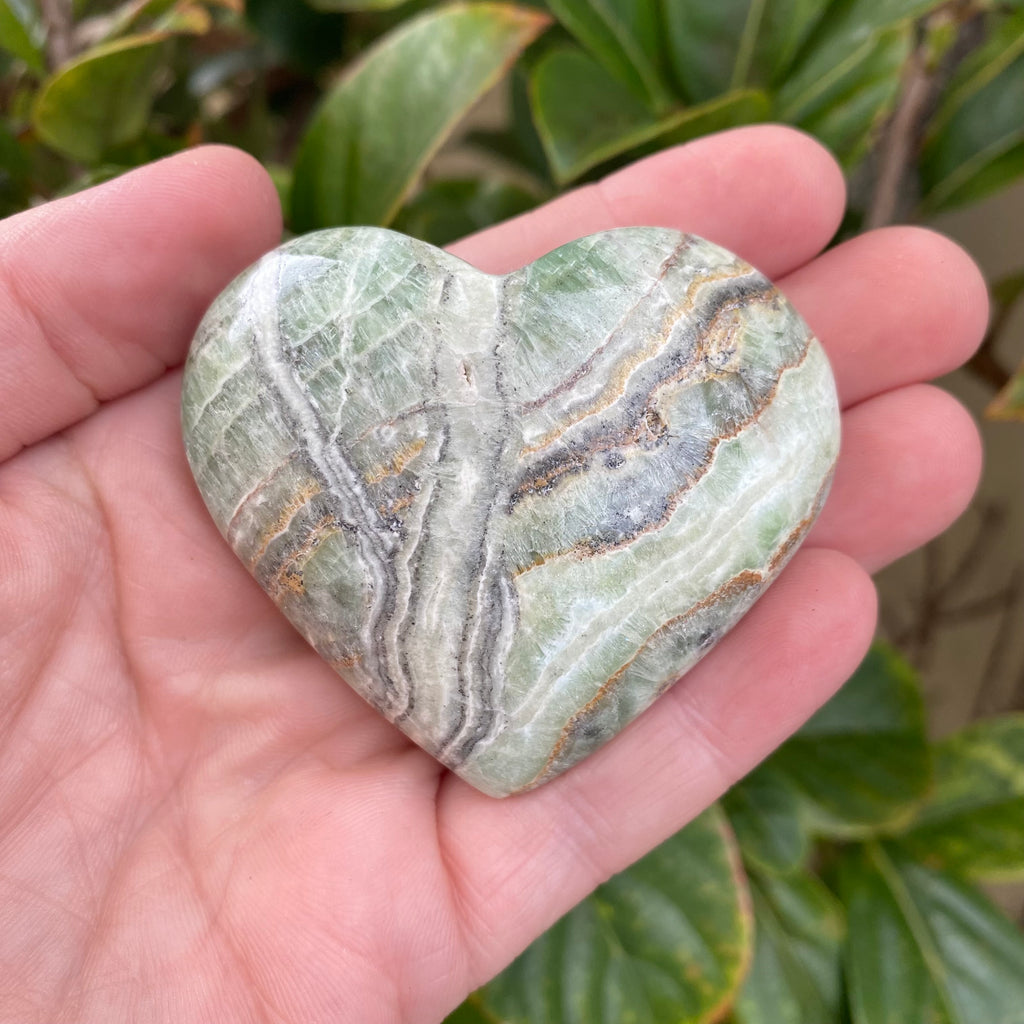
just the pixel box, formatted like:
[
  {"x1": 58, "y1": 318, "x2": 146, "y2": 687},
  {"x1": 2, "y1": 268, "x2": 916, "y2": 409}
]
[
  {"x1": 457, "y1": 806, "x2": 753, "y2": 1024},
  {"x1": 32, "y1": 33, "x2": 170, "y2": 163},
  {"x1": 897, "y1": 715, "x2": 1024, "y2": 877},
  {"x1": 292, "y1": 2, "x2": 549, "y2": 230},
  {"x1": 988, "y1": 361, "x2": 1024, "y2": 421}
]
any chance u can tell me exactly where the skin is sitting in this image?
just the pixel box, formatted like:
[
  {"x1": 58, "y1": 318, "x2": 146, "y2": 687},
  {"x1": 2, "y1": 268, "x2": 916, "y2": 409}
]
[{"x1": 0, "y1": 126, "x2": 986, "y2": 1023}]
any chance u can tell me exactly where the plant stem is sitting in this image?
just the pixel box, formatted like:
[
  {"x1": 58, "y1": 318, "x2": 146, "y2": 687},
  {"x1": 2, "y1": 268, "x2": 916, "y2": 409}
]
[
  {"x1": 866, "y1": 34, "x2": 934, "y2": 229},
  {"x1": 39, "y1": 0, "x2": 73, "y2": 69}
]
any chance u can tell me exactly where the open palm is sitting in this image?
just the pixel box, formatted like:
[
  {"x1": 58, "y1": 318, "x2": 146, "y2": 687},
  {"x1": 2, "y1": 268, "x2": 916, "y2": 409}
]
[{"x1": 0, "y1": 129, "x2": 986, "y2": 1023}]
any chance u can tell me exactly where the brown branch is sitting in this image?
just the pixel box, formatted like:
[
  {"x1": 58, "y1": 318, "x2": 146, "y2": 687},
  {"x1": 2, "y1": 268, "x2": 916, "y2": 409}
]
[
  {"x1": 890, "y1": 504, "x2": 1007, "y2": 657},
  {"x1": 866, "y1": 1, "x2": 995, "y2": 229},
  {"x1": 969, "y1": 343, "x2": 1013, "y2": 392},
  {"x1": 879, "y1": 600, "x2": 908, "y2": 645},
  {"x1": 1014, "y1": 655, "x2": 1024, "y2": 713},
  {"x1": 909, "y1": 541, "x2": 944, "y2": 666},
  {"x1": 38, "y1": 0, "x2": 73, "y2": 69},
  {"x1": 971, "y1": 565, "x2": 1024, "y2": 718},
  {"x1": 866, "y1": 35, "x2": 935, "y2": 229},
  {"x1": 935, "y1": 504, "x2": 1006, "y2": 602},
  {"x1": 938, "y1": 584, "x2": 1023, "y2": 624}
]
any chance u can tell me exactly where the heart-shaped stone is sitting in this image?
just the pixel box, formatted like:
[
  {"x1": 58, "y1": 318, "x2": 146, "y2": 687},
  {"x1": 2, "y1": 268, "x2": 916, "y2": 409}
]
[{"x1": 182, "y1": 227, "x2": 839, "y2": 797}]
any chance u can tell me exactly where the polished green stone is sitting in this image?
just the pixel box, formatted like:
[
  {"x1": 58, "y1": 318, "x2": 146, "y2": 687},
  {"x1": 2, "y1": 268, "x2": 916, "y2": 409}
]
[{"x1": 181, "y1": 227, "x2": 840, "y2": 797}]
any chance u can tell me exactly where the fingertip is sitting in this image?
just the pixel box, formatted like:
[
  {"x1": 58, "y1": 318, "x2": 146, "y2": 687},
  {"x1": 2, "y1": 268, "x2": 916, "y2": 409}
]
[
  {"x1": 147, "y1": 144, "x2": 284, "y2": 258},
  {"x1": 452, "y1": 124, "x2": 847, "y2": 278},
  {"x1": 812, "y1": 383, "x2": 983, "y2": 571},
  {"x1": 747, "y1": 124, "x2": 848, "y2": 252},
  {"x1": 0, "y1": 144, "x2": 287, "y2": 457},
  {"x1": 780, "y1": 224, "x2": 991, "y2": 408},
  {"x1": 762, "y1": 547, "x2": 878, "y2": 686},
  {"x1": 901, "y1": 383, "x2": 984, "y2": 532},
  {"x1": 599, "y1": 123, "x2": 847, "y2": 273},
  {"x1": 871, "y1": 225, "x2": 989, "y2": 359}
]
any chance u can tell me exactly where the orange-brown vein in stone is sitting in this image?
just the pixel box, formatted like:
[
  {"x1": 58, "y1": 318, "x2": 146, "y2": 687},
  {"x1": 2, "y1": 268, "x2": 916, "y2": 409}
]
[
  {"x1": 516, "y1": 240, "x2": 691, "y2": 414},
  {"x1": 267, "y1": 514, "x2": 340, "y2": 597},
  {"x1": 246, "y1": 479, "x2": 323, "y2": 570},
  {"x1": 348, "y1": 400, "x2": 432, "y2": 448},
  {"x1": 519, "y1": 266, "x2": 761, "y2": 457},
  {"x1": 765, "y1": 465, "x2": 836, "y2": 576},
  {"x1": 381, "y1": 491, "x2": 417, "y2": 517},
  {"x1": 227, "y1": 452, "x2": 301, "y2": 542},
  {"x1": 527, "y1": 569, "x2": 766, "y2": 788},
  {"x1": 526, "y1": 455, "x2": 839, "y2": 790},
  {"x1": 363, "y1": 437, "x2": 426, "y2": 485},
  {"x1": 511, "y1": 295, "x2": 771, "y2": 501},
  {"x1": 510, "y1": 325, "x2": 814, "y2": 575},
  {"x1": 516, "y1": 286, "x2": 777, "y2": 487}
]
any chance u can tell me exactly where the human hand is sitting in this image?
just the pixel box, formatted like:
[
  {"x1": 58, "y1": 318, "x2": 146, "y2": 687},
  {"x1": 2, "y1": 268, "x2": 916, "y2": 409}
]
[{"x1": 0, "y1": 128, "x2": 985, "y2": 1023}]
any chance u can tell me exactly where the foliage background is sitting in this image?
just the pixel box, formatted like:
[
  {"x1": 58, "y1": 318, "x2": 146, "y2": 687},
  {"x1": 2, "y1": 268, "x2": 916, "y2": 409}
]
[{"x1": 1, "y1": 1, "x2": 1024, "y2": 1022}]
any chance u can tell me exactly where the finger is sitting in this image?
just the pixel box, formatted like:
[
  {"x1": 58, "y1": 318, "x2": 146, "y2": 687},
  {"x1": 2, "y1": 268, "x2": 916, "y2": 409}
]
[
  {"x1": 449, "y1": 125, "x2": 846, "y2": 279},
  {"x1": 0, "y1": 145, "x2": 282, "y2": 462},
  {"x1": 808, "y1": 384, "x2": 981, "y2": 572},
  {"x1": 778, "y1": 226, "x2": 989, "y2": 409},
  {"x1": 438, "y1": 548, "x2": 876, "y2": 976}
]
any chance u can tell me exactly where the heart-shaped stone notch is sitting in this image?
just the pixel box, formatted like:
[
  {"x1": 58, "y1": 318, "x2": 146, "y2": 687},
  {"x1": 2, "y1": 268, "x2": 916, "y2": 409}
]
[{"x1": 182, "y1": 227, "x2": 839, "y2": 797}]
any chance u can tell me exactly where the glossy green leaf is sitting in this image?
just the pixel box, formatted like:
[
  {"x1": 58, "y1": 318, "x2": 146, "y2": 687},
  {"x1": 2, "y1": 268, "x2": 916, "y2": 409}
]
[
  {"x1": 394, "y1": 177, "x2": 540, "y2": 246},
  {"x1": 897, "y1": 715, "x2": 1024, "y2": 880},
  {"x1": 920, "y1": 11, "x2": 1024, "y2": 211},
  {"x1": 470, "y1": 806, "x2": 752, "y2": 1024},
  {"x1": 777, "y1": 0, "x2": 942, "y2": 165},
  {"x1": 779, "y1": 0, "x2": 939, "y2": 109},
  {"x1": 530, "y1": 45, "x2": 767, "y2": 182},
  {"x1": 723, "y1": 764, "x2": 809, "y2": 876},
  {"x1": 291, "y1": 2, "x2": 548, "y2": 231},
  {"x1": 31, "y1": 33, "x2": 169, "y2": 162},
  {"x1": 0, "y1": 0, "x2": 44, "y2": 72},
  {"x1": 544, "y1": 0, "x2": 671, "y2": 111},
  {"x1": 841, "y1": 843, "x2": 1024, "y2": 1024},
  {"x1": 529, "y1": 45, "x2": 655, "y2": 181},
  {"x1": 795, "y1": 23, "x2": 911, "y2": 167},
  {"x1": 507, "y1": 62, "x2": 554, "y2": 182},
  {"x1": 839, "y1": 846, "x2": 943, "y2": 1024},
  {"x1": 731, "y1": 871, "x2": 845, "y2": 1024},
  {"x1": 663, "y1": 0, "x2": 829, "y2": 102},
  {"x1": 759, "y1": 642, "x2": 930, "y2": 836}
]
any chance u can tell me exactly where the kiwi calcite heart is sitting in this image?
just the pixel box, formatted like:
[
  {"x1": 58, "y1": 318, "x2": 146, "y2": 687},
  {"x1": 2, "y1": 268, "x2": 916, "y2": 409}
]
[{"x1": 181, "y1": 227, "x2": 839, "y2": 797}]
